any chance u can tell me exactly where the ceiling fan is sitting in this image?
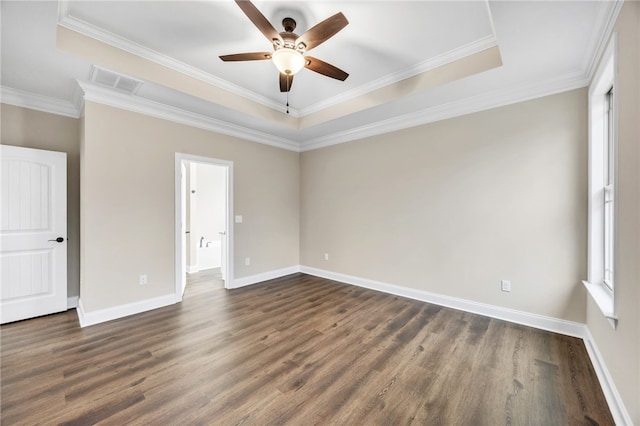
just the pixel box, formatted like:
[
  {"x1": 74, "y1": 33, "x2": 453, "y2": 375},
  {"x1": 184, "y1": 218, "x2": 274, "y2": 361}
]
[{"x1": 220, "y1": 0, "x2": 349, "y2": 93}]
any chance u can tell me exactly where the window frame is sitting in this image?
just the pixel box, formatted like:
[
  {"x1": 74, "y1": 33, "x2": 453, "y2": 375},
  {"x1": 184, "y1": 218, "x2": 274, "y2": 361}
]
[
  {"x1": 583, "y1": 34, "x2": 618, "y2": 329},
  {"x1": 603, "y1": 87, "x2": 614, "y2": 291}
]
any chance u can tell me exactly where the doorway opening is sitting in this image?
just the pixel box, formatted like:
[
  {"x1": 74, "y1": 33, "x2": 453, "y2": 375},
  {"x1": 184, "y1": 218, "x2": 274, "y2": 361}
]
[{"x1": 175, "y1": 153, "x2": 233, "y2": 299}]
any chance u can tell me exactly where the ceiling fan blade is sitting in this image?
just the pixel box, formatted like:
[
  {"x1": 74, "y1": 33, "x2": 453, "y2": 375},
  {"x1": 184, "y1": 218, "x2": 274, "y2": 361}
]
[
  {"x1": 279, "y1": 73, "x2": 294, "y2": 92},
  {"x1": 304, "y1": 56, "x2": 349, "y2": 81},
  {"x1": 296, "y1": 12, "x2": 348, "y2": 52},
  {"x1": 219, "y1": 52, "x2": 272, "y2": 62},
  {"x1": 235, "y1": 0, "x2": 282, "y2": 45}
]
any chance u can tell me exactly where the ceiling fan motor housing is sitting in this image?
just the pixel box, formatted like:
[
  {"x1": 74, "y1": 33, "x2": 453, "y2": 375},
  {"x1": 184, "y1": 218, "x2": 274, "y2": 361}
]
[{"x1": 274, "y1": 18, "x2": 305, "y2": 52}]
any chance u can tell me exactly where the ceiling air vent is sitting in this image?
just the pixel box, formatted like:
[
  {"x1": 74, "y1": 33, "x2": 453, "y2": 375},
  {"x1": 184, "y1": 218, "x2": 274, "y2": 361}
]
[{"x1": 90, "y1": 65, "x2": 143, "y2": 95}]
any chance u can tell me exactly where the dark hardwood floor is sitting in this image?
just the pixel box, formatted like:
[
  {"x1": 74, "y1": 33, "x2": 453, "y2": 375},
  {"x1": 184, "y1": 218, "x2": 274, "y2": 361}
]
[{"x1": 1, "y1": 272, "x2": 614, "y2": 425}]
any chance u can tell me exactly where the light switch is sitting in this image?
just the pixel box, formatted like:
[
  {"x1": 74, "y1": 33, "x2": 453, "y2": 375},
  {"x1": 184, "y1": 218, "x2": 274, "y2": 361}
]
[{"x1": 235, "y1": 215, "x2": 243, "y2": 223}]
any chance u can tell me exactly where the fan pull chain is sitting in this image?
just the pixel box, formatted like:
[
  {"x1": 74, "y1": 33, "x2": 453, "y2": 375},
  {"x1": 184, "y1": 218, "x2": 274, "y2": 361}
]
[{"x1": 286, "y1": 74, "x2": 291, "y2": 114}]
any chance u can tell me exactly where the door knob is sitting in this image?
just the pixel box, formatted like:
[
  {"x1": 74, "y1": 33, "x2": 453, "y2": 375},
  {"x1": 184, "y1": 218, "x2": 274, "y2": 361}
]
[{"x1": 48, "y1": 237, "x2": 65, "y2": 243}]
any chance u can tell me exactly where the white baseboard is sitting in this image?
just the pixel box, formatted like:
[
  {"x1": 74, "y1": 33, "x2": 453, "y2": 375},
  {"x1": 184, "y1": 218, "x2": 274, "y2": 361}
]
[
  {"x1": 186, "y1": 264, "x2": 199, "y2": 274},
  {"x1": 299, "y1": 265, "x2": 632, "y2": 423},
  {"x1": 73, "y1": 265, "x2": 300, "y2": 326},
  {"x1": 230, "y1": 266, "x2": 301, "y2": 289},
  {"x1": 582, "y1": 327, "x2": 633, "y2": 425},
  {"x1": 299, "y1": 266, "x2": 586, "y2": 337},
  {"x1": 76, "y1": 293, "x2": 179, "y2": 328},
  {"x1": 67, "y1": 296, "x2": 78, "y2": 309},
  {"x1": 69, "y1": 265, "x2": 630, "y2": 424}
]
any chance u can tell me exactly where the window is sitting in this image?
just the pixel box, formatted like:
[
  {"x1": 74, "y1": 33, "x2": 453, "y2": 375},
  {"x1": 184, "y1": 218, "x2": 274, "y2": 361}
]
[
  {"x1": 584, "y1": 34, "x2": 617, "y2": 328},
  {"x1": 603, "y1": 88, "x2": 614, "y2": 290}
]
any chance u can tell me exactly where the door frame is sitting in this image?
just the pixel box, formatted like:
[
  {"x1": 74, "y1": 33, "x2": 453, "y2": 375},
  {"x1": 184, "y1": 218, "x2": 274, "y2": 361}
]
[{"x1": 174, "y1": 153, "x2": 233, "y2": 298}]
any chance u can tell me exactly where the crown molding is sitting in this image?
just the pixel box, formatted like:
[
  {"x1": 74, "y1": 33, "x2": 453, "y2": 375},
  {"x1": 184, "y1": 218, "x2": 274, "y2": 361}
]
[
  {"x1": 0, "y1": 86, "x2": 80, "y2": 118},
  {"x1": 298, "y1": 35, "x2": 498, "y2": 117},
  {"x1": 3, "y1": 65, "x2": 589, "y2": 154},
  {"x1": 300, "y1": 70, "x2": 589, "y2": 152},
  {"x1": 583, "y1": 0, "x2": 624, "y2": 83},
  {"x1": 71, "y1": 82, "x2": 85, "y2": 114},
  {"x1": 56, "y1": 0, "x2": 498, "y2": 120},
  {"x1": 9, "y1": 0, "x2": 617, "y2": 153},
  {"x1": 56, "y1": 2, "x2": 300, "y2": 117},
  {"x1": 2, "y1": 62, "x2": 591, "y2": 155},
  {"x1": 77, "y1": 81, "x2": 300, "y2": 152}
]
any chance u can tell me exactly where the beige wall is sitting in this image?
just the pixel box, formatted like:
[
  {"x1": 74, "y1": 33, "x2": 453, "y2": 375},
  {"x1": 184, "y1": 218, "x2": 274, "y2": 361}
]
[
  {"x1": 586, "y1": 2, "x2": 640, "y2": 423},
  {"x1": 1, "y1": 104, "x2": 81, "y2": 299},
  {"x1": 80, "y1": 101, "x2": 299, "y2": 312},
  {"x1": 301, "y1": 88, "x2": 588, "y2": 323}
]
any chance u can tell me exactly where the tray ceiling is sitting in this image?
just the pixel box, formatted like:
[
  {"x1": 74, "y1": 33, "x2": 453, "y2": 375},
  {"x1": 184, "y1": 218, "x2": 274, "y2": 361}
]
[{"x1": 1, "y1": 1, "x2": 621, "y2": 151}]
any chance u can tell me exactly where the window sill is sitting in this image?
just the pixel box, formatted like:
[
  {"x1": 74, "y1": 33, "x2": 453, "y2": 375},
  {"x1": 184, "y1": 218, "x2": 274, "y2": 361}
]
[{"x1": 583, "y1": 280, "x2": 617, "y2": 329}]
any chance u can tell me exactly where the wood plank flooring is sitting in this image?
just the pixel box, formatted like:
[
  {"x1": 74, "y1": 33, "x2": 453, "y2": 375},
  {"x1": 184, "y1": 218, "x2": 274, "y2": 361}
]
[{"x1": 1, "y1": 272, "x2": 614, "y2": 425}]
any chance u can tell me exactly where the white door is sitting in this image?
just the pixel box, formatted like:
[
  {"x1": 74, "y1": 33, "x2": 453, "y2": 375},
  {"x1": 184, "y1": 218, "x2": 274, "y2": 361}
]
[{"x1": 1, "y1": 145, "x2": 67, "y2": 324}]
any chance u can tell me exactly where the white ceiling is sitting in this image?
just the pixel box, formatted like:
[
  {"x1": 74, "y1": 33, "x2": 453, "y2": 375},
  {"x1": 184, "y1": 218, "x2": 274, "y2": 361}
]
[{"x1": 1, "y1": 1, "x2": 620, "y2": 151}]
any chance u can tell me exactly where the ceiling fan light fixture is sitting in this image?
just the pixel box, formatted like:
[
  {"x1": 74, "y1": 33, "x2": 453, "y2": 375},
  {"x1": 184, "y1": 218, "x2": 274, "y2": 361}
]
[{"x1": 272, "y1": 48, "x2": 305, "y2": 75}]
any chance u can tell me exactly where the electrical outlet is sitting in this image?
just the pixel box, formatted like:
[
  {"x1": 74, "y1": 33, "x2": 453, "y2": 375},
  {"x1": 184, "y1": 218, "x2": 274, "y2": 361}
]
[
  {"x1": 324, "y1": 253, "x2": 329, "y2": 261},
  {"x1": 245, "y1": 257, "x2": 250, "y2": 266},
  {"x1": 501, "y1": 280, "x2": 511, "y2": 292},
  {"x1": 139, "y1": 274, "x2": 148, "y2": 285}
]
